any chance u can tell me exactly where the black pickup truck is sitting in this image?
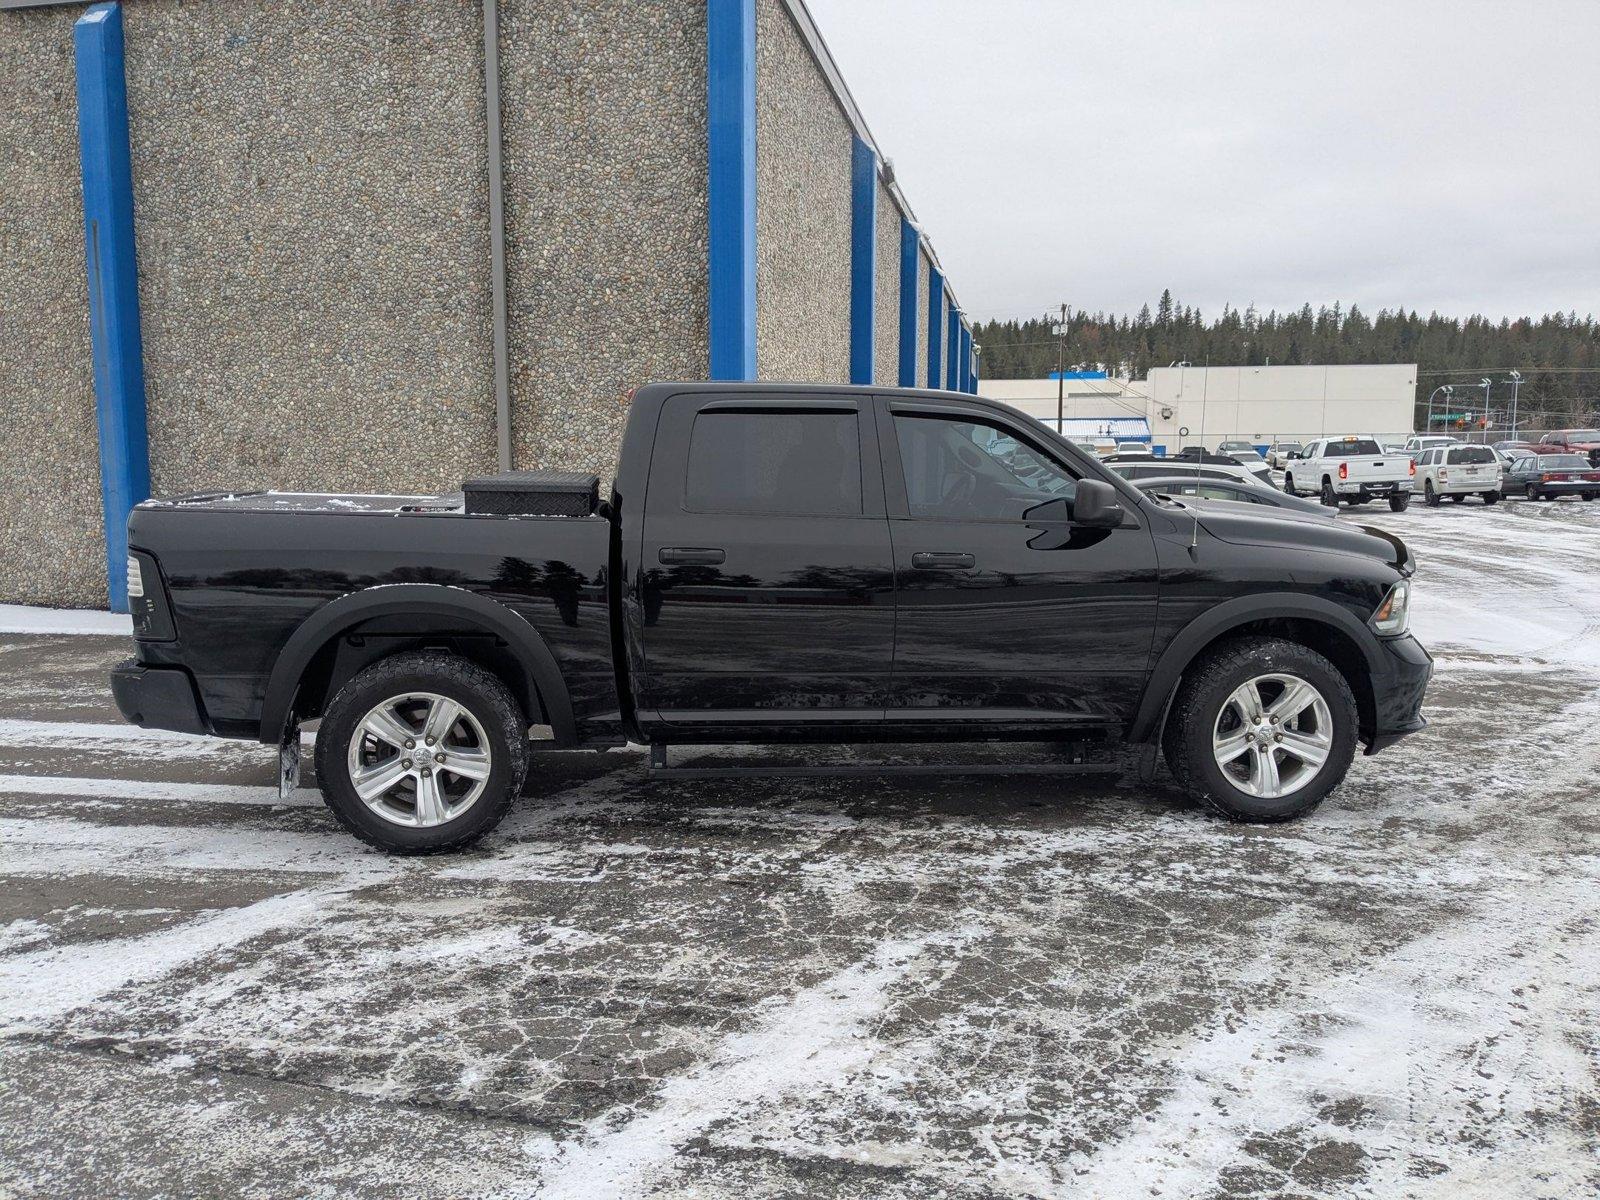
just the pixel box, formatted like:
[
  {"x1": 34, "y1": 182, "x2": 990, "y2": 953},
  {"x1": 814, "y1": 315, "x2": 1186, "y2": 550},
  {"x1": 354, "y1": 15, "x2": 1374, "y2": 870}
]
[{"x1": 113, "y1": 383, "x2": 1431, "y2": 851}]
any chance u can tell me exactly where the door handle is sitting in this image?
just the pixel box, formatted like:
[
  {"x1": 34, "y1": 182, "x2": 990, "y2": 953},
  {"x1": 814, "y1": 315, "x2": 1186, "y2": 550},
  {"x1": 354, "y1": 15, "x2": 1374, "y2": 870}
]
[
  {"x1": 658, "y1": 547, "x2": 726, "y2": 565},
  {"x1": 911, "y1": 551, "x2": 975, "y2": 570}
]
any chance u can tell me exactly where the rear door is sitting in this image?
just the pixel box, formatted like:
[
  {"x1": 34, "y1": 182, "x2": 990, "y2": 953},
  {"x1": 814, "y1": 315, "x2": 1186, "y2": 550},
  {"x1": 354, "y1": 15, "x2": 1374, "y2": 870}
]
[
  {"x1": 1446, "y1": 446, "x2": 1498, "y2": 490},
  {"x1": 878, "y1": 398, "x2": 1160, "y2": 727},
  {"x1": 636, "y1": 393, "x2": 895, "y2": 727}
]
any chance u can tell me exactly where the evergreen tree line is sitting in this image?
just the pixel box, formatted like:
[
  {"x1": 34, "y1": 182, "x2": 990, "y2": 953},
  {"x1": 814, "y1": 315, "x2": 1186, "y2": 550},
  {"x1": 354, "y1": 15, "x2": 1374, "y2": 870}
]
[{"x1": 974, "y1": 290, "x2": 1600, "y2": 425}]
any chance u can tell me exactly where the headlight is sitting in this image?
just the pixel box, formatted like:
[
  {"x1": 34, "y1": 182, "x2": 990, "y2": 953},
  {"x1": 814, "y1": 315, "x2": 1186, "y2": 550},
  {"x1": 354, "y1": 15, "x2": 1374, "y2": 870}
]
[{"x1": 1371, "y1": 580, "x2": 1410, "y2": 636}]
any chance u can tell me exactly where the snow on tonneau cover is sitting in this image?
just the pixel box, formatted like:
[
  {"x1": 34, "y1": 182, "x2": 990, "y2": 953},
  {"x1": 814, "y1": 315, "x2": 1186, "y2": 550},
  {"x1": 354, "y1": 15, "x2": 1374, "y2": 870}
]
[{"x1": 144, "y1": 490, "x2": 460, "y2": 515}]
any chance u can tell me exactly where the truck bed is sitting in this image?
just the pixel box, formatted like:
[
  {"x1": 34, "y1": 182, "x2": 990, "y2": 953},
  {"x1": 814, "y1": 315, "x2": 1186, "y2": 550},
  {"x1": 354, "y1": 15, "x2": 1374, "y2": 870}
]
[{"x1": 144, "y1": 490, "x2": 461, "y2": 515}]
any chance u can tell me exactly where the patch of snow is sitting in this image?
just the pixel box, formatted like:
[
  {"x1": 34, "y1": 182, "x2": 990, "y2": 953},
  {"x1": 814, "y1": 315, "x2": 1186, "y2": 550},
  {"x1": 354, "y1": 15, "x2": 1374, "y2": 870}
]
[
  {"x1": 0, "y1": 775, "x2": 320, "y2": 807},
  {"x1": 0, "y1": 604, "x2": 131, "y2": 637}
]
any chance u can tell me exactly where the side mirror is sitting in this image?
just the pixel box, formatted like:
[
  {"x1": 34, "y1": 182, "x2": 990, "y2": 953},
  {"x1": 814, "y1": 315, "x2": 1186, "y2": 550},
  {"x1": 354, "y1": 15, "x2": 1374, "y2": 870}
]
[
  {"x1": 1073, "y1": 479, "x2": 1124, "y2": 528},
  {"x1": 1022, "y1": 497, "x2": 1073, "y2": 523}
]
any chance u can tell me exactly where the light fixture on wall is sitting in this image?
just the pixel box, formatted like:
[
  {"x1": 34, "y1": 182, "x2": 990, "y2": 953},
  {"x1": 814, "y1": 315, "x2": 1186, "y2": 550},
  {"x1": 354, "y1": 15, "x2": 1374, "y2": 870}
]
[{"x1": 1160, "y1": 406, "x2": 1174, "y2": 420}]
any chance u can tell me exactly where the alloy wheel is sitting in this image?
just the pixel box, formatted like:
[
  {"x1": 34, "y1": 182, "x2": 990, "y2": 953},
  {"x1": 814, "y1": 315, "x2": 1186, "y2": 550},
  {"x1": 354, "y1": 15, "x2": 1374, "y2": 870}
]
[
  {"x1": 1211, "y1": 672, "x2": 1333, "y2": 799},
  {"x1": 345, "y1": 691, "x2": 493, "y2": 827}
]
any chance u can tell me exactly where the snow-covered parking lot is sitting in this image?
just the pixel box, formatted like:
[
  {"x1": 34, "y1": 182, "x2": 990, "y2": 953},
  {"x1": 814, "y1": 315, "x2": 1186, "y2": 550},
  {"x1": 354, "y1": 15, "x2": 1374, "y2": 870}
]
[{"x1": 2, "y1": 498, "x2": 1597, "y2": 1199}]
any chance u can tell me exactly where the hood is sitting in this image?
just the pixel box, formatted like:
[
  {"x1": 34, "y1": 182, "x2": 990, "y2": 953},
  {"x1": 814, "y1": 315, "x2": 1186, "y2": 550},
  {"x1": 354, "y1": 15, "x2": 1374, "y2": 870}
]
[{"x1": 1192, "y1": 505, "x2": 1413, "y2": 575}]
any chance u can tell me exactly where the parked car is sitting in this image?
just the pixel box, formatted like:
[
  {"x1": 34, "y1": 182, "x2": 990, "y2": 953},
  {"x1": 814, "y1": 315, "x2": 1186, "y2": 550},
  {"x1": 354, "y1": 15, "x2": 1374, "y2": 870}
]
[
  {"x1": 1115, "y1": 456, "x2": 1275, "y2": 490},
  {"x1": 1217, "y1": 440, "x2": 1265, "y2": 461},
  {"x1": 1102, "y1": 451, "x2": 1158, "y2": 464},
  {"x1": 1504, "y1": 453, "x2": 1600, "y2": 501},
  {"x1": 1089, "y1": 437, "x2": 1118, "y2": 458},
  {"x1": 1413, "y1": 445, "x2": 1502, "y2": 505},
  {"x1": 1492, "y1": 440, "x2": 1545, "y2": 456},
  {"x1": 1284, "y1": 436, "x2": 1415, "y2": 510},
  {"x1": 112, "y1": 382, "x2": 1431, "y2": 847},
  {"x1": 1170, "y1": 448, "x2": 1275, "y2": 488},
  {"x1": 1131, "y1": 475, "x2": 1332, "y2": 517},
  {"x1": 1499, "y1": 448, "x2": 1536, "y2": 492},
  {"x1": 1115, "y1": 441, "x2": 1149, "y2": 454},
  {"x1": 1266, "y1": 441, "x2": 1303, "y2": 469},
  {"x1": 1403, "y1": 435, "x2": 1461, "y2": 459},
  {"x1": 1535, "y1": 429, "x2": 1600, "y2": 468}
]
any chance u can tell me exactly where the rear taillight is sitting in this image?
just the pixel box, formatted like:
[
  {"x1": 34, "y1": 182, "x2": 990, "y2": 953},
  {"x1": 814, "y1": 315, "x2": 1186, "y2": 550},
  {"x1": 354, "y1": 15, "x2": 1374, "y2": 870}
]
[
  {"x1": 1408, "y1": 459, "x2": 1416, "y2": 476},
  {"x1": 1542, "y1": 473, "x2": 1554, "y2": 482},
  {"x1": 128, "y1": 550, "x2": 176, "y2": 641},
  {"x1": 1438, "y1": 469, "x2": 1448, "y2": 481},
  {"x1": 1338, "y1": 462, "x2": 1348, "y2": 480}
]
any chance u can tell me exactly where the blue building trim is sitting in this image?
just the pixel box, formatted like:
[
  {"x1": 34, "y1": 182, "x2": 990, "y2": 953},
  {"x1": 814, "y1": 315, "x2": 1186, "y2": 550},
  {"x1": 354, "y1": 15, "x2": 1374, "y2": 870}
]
[
  {"x1": 925, "y1": 265, "x2": 943, "y2": 389},
  {"x1": 897, "y1": 218, "x2": 918, "y2": 387},
  {"x1": 946, "y1": 305, "x2": 960, "y2": 392},
  {"x1": 848, "y1": 135, "x2": 876, "y2": 385},
  {"x1": 75, "y1": 2, "x2": 149, "y2": 613},
  {"x1": 706, "y1": 0, "x2": 756, "y2": 381},
  {"x1": 960, "y1": 324, "x2": 973, "y2": 392}
]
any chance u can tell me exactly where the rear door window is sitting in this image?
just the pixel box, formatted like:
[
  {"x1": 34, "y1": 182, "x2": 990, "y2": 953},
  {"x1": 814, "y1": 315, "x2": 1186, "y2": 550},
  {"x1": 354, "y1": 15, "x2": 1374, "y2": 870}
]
[{"x1": 685, "y1": 410, "x2": 861, "y2": 515}]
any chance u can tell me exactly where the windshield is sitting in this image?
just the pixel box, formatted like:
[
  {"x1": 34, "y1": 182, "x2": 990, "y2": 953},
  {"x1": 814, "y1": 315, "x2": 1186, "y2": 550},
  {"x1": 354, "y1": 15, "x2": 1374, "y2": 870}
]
[
  {"x1": 1448, "y1": 447, "x2": 1496, "y2": 465},
  {"x1": 1275, "y1": 442, "x2": 1301, "y2": 451},
  {"x1": 1539, "y1": 455, "x2": 1590, "y2": 469}
]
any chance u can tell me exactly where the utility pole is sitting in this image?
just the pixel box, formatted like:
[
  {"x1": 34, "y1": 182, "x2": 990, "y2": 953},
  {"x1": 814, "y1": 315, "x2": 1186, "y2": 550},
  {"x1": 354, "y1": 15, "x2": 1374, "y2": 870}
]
[
  {"x1": 1054, "y1": 303, "x2": 1068, "y2": 434},
  {"x1": 1506, "y1": 370, "x2": 1522, "y2": 437},
  {"x1": 1426, "y1": 385, "x2": 1453, "y2": 433}
]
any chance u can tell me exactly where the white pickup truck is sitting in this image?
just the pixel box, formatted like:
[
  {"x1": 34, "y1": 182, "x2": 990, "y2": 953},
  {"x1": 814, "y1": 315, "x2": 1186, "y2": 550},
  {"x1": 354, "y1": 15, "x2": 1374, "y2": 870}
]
[{"x1": 1283, "y1": 435, "x2": 1414, "y2": 511}]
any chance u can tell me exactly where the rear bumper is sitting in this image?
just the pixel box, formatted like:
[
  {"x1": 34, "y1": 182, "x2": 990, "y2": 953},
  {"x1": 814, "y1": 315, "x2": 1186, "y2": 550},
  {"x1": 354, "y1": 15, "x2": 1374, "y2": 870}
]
[
  {"x1": 1436, "y1": 479, "x2": 1500, "y2": 493},
  {"x1": 1335, "y1": 480, "x2": 1411, "y2": 496},
  {"x1": 1362, "y1": 634, "x2": 1432, "y2": 755},
  {"x1": 1527, "y1": 480, "x2": 1598, "y2": 494},
  {"x1": 111, "y1": 659, "x2": 208, "y2": 735}
]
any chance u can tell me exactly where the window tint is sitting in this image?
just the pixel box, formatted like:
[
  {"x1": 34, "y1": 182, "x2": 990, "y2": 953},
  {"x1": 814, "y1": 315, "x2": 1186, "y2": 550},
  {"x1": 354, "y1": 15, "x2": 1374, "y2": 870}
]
[
  {"x1": 685, "y1": 410, "x2": 861, "y2": 515},
  {"x1": 1539, "y1": 455, "x2": 1590, "y2": 469},
  {"x1": 1449, "y1": 447, "x2": 1495, "y2": 465},
  {"x1": 895, "y1": 415, "x2": 1078, "y2": 520},
  {"x1": 1326, "y1": 437, "x2": 1382, "y2": 455}
]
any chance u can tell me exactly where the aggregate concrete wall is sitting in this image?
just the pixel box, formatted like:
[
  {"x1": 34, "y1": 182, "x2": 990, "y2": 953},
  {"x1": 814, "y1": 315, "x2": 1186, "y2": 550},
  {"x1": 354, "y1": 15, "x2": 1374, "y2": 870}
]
[
  {"x1": 872, "y1": 179, "x2": 899, "y2": 386},
  {"x1": 122, "y1": 0, "x2": 500, "y2": 499},
  {"x1": 0, "y1": 8, "x2": 108, "y2": 608},
  {"x1": 499, "y1": 0, "x2": 708, "y2": 479},
  {"x1": 916, "y1": 249, "x2": 931, "y2": 389},
  {"x1": 754, "y1": 0, "x2": 851, "y2": 383}
]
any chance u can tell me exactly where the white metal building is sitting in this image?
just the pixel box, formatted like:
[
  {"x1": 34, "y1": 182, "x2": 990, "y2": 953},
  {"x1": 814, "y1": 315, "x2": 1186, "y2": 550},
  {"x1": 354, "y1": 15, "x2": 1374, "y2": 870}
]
[{"x1": 982, "y1": 365, "x2": 1417, "y2": 455}]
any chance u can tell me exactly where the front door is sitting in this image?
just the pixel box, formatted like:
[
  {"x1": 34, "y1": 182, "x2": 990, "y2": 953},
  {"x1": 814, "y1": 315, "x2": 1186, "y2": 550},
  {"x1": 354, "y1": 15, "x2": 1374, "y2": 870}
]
[
  {"x1": 636, "y1": 394, "x2": 895, "y2": 727},
  {"x1": 879, "y1": 399, "x2": 1160, "y2": 726}
]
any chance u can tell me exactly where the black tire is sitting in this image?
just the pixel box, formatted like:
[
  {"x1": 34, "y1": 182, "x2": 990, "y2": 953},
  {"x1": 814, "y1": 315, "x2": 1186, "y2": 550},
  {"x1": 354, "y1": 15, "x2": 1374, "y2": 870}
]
[
  {"x1": 1424, "y1": 479, "x2": 1440, "y2": 506},
  {"x1": 1320, "y1": 479, "x2": 1339, "y2": 507},
  {"x1": 1584, "y1": 493, "x2": 1597, "y2": 502},
  {"x1": 314, "y1": 652, "x2": 529, "y2": 853},
  {"x1": 1161, "y1": 637, "x2": 1358, "y2": 823},
  {"x1": 1283, "y1": 473, "x2": 1296, "y2": 495},
  {"x1": 1448, "y1": 493, "x2": 1466, "y2": 504},
  {"x1": 1388, "y1": 493, "x2": 1410, "y2": 512},
  {"x1": 1526, "y1": 483, "x2": 1540, "y2": 501},
  {"x1": 1482, "y1": 491, "x2": 1500, "y2": 505}
]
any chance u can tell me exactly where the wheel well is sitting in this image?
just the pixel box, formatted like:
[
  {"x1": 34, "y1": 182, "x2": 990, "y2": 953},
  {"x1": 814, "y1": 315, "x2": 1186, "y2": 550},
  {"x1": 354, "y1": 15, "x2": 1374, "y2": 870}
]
[
  {"x1": 292, "y1": 614, "x2": 543, "y2": 729},
  {"x1": 1202, "y1": 618, "x2": 1376, "y2": 735}
]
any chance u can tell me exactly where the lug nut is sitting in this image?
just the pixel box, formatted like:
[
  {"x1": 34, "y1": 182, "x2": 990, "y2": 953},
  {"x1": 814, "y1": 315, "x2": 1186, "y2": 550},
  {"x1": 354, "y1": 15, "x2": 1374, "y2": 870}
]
[
  {"x1": 421, "y1": 767, "x2": 432, "y2": 778},
  {"x1": 425, "y1": 736, "x2": 435, "y2": 747},
  {"x1": 401, "y1": 758, "x2": 412, "y2": 769},
  {"x1": 404, "y1": 739, "x2": 415, "y2": 750},
  {"x1": 435, "y1": 752, "x2": 446, "y2": 764}
]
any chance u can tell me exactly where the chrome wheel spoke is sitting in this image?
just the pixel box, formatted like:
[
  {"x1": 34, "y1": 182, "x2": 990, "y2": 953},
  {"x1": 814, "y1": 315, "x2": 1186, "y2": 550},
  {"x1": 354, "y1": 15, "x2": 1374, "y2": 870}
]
[
  {"x1": 1267, "y1": 680, "x2": 1318, "y2": 723},
  {"x1": 441, "y1": 748, "x2": 491, "y2": 781},
  {"x1": 353, "y1": 756, "x2": 411, "y2": 801},
  {"x1": 414, "y1": 771, "x2": 447, "y2": 825},
  {"x1": 1277, "y1": 729, "x2": 1330, "y2": 769},
  {"x1": 1214, "y1": 731, "x2": 1252, "y2": 765},
  {"x1": 360, "y1": 704, "x2": 417, "y2": 751},
  {"x1": 421, "y1": 697, "x2": 462, "y2": 747},
  {"x1": 1249, "y1": 746, "x2": 1282, "y2": 796}
]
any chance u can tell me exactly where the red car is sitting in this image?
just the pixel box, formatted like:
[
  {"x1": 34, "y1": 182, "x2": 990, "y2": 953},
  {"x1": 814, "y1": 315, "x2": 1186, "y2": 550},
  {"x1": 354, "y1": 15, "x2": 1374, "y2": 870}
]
[{"x1": 1537, "y1": 429, "x2": 1600, "y2": 467}]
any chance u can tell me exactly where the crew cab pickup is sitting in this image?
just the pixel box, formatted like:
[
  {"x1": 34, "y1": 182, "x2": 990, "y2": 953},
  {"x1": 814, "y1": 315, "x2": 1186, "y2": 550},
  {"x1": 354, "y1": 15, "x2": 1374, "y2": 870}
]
[
  {"x1": 113, "y1": 384, "x2": 1431, "y2": 851},
  {"x1": 1536, "y1": 428, "x2": 1600, "y2": 468},
  {"x1": 1283, "y1": 436, "x2": 1415, "y2": 510}
]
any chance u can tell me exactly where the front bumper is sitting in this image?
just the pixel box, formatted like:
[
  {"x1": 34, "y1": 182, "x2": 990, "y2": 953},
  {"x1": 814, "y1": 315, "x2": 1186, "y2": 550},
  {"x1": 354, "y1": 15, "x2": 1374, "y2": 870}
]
[
  {"x1": 1362, "y1": 634, "x2": 1432, "y2": 755},
  {"x1": 111, "y1": 659, "x2": 208, "y2": 735}
]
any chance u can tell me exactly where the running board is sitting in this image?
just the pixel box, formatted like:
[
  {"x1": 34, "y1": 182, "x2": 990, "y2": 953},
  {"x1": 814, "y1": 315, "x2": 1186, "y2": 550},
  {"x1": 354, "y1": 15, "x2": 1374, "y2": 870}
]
[{"x1": 644, "y1": 742, "x2": 1117, "y2": 780}]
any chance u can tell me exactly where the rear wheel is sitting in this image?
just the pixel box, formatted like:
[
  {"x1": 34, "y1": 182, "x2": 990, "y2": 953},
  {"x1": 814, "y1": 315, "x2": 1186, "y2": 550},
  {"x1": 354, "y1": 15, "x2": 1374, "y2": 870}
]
[
  {"x1": 1320, "y1": 479, "x2": 1339, "y2": 507},
  {"x1": 315, "y1": 652, "x2": 528, "y2": 853},
  {"x1": 1525, "y1": 483, "x2": 1541, "y2": 501},
  {"x1": 1388, "y1": 493, "x2": 1411, "y2": 512},
  {"x1": 1283, "y1": 473, "x2": 1296, "y2": 495},
  {"x1": 1482, "y1": 491, "x2": 1500, "y2": 505},
  {"x1": 1162, "y1": 638, "x2": 1358, "y2": 822},
  {"x1": 1584, "y1": 493, "x2": 1597, "y2": 502},
  {"x1": 1424, "y1": 479, "x2": 1440, "y2": 506}
]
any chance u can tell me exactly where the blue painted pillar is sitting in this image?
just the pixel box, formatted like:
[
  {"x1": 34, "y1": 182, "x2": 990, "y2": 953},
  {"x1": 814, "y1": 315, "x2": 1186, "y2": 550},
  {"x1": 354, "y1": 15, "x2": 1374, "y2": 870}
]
[
  {"x1": 707, "y1": 0, "x2": 756, "y2": 380},
  {"x1": 946, "y1": 306, "x2": 960, "y2": 391},
  {"x1": 925, "y1": 266, "x2": 944, "y2": 389},
  {"x1": 75, "y1": 2, "x2": 149, "y2": 613},
  {"x1": 960, "y1": 325, "x2": 973, "y2": 393},
  {"x1": 848, "y1": 136, "x2": 876, "y2": 386},
  {"x1": 897, "y1": 218, "x2": 918, "y2": 387}
]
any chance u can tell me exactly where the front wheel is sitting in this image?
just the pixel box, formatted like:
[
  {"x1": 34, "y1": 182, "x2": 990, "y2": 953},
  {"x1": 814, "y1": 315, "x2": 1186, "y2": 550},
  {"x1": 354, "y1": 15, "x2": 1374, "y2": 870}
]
[
  {"x1": 1388, "y1": 493, "x2": 1411, "y2": 512},
  {"x1": 1320, "y1": 479, "x2": 1339, "y2": 507},
  {"x1": 1283, "y1": 473, "x2": 1296, "y2": 495},
  {"x1": 1526, "y1": 483, "x2": 1541, "y2": 501},
  {"x1": 315, "y1": 652, "x2": 529, "y2": 853},
  {"x1": 1162, "y1": 638, "x2": 1358, "y2": 822},
  {"x1": 1482, "y1": 491, "x2": 1500, "y2": 505}
]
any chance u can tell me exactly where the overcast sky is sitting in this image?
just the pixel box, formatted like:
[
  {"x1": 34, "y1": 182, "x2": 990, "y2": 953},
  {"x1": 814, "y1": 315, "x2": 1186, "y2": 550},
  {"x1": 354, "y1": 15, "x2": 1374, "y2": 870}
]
[{"x1": 804, "y1": 0, "x2": 1600, "y2": 325}]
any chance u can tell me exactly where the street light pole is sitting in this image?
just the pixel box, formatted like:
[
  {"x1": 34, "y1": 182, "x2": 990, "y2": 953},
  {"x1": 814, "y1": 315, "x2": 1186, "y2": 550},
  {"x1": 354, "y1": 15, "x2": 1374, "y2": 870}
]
[
  {"x1": 1507, "y1": 370, "x2": 1522, "y2": 437},
  {"x1": 1480, "y1": 378, "x2": 1492, "y2": 440},
  {"x1": 1426, "y1": 384, "x2": 1453, "y2": 433},
  {"x1": 1055, "y1": 302, "x2": 1068, "y2": 434}
]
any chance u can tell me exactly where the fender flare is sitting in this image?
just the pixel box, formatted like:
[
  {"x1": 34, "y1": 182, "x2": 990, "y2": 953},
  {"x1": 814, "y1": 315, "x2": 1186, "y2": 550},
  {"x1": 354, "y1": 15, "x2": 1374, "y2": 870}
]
[
  {"x1": 257, "y1": 584, "x2": 574, "y2": 746},
  {"x1": 1128, "y1": 592, "x2": 1384, "y2": 743}
]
